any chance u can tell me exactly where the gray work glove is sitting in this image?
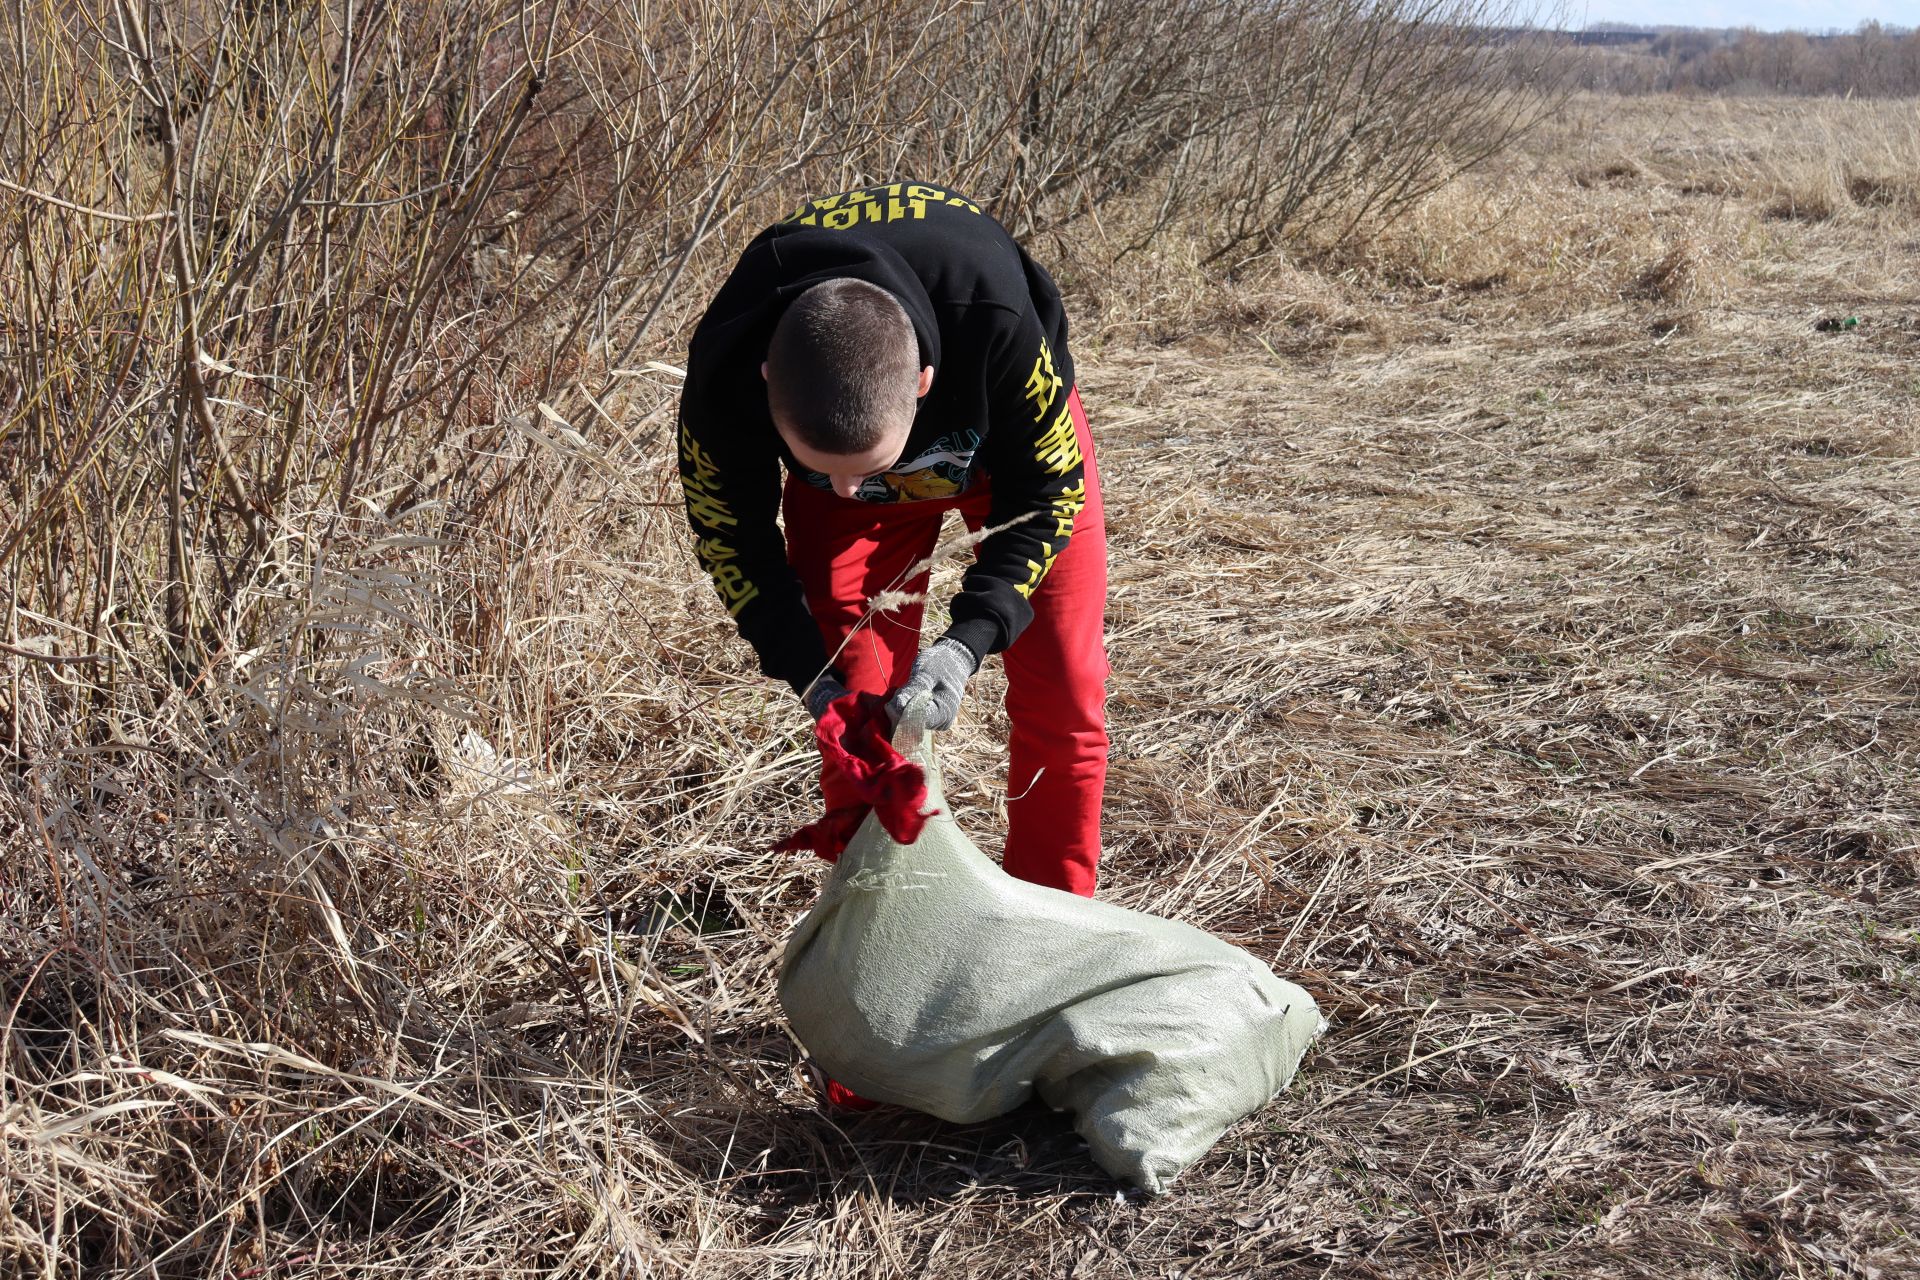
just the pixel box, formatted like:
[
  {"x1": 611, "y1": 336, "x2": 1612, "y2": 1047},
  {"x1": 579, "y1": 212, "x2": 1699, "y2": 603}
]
[
  {"x1": 884, "y1": 637, "x2": 978, "y2": 731},
  {"x1": 802, "y1": 672, "x2": 848, "y2": 722}
]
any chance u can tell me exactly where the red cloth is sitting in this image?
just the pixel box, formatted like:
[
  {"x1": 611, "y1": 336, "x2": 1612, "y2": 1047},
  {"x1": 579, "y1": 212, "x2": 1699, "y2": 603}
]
[
  {"x1": 823, "y1": 1079, "x2": 881, "y2": 1111},
  {"x1": 775, "y1": 691, "x2": 935, "y2": 862},
  {"x1": 782, "y1": 387, "x2": 1109, "y2": 896},
  {"x1": 778, "y1": 691, "x2": 923, "y2": 1113}
]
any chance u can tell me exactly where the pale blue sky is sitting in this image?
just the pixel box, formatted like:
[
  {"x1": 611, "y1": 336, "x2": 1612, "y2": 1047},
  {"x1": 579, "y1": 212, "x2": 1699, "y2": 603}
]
[{"x1": 1577, "y1": 1, "x2": 1914, "y2": 31}]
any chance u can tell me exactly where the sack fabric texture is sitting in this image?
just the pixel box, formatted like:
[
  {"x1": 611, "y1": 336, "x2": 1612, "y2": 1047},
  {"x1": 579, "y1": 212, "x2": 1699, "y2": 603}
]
[{"x1": 777, "y1": 697, "x2": 1323, "y2": 1194}]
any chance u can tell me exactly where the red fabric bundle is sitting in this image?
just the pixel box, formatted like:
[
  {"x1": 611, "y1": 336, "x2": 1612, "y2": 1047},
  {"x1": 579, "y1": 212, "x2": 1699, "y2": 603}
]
[
  {"x1": 777, "y1": 691, "x2": 937, "y2": 1110},
  {"x1": 774, "y1": 691, "x2": 936, "y2": 862}
]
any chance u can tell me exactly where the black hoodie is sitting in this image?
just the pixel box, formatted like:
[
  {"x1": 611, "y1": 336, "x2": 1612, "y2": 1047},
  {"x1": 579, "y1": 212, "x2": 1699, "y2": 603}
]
[{"x1": 677, "y1": 181, "x2": 1085, "y2": 695}]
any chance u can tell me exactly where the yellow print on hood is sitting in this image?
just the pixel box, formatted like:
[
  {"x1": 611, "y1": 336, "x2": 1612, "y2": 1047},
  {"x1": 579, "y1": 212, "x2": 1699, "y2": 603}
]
[{"x1": 785, "y1": 182, "x2": 982, "y2": 230}]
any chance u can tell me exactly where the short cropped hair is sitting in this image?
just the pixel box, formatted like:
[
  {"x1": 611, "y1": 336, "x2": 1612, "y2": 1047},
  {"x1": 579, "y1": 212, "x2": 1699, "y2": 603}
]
[{"x1": 766, "y1": 279, "x2": 919, "y2": 455}]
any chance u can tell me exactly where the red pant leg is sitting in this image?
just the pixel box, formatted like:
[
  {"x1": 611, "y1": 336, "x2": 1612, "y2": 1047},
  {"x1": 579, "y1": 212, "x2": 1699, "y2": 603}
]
[
  {"x1": 782, "y1": 475, "x2": 948, "y2": 697},
  {"x1": 962, "y1": 387, "x2": 1109, "y2": 897}
]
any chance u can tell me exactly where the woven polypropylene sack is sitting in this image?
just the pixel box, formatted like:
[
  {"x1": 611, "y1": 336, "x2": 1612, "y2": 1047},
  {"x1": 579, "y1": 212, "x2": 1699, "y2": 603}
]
[{"x1": 777, "y1": 702, "x2": 1322, "y2": 1194}]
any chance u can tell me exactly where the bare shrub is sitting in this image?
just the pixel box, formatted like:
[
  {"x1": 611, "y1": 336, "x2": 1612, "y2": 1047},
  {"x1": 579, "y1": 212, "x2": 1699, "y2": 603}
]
[
  {"x1": 0, "y1": 2, "x2": 912, "y2": 1268},
  {"x1": 777, "y1": 0, "x2": 1569, "y2": 257},
  {"x1": 895, "y1": 0, "x2": 1248, "y2": 238},
  {"x1": 1172, "y1": 0, "x2": 1568, "y2": 267}
]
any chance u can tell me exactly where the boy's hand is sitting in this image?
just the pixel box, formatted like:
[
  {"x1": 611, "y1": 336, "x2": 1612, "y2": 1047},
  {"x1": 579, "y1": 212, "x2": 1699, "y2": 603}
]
[
  {"x1": 803, "y1": 673, "x2": 849, "y2": 721},
  {"x1": 884, "y1": 638, "x2": 978, "y2": 730}
]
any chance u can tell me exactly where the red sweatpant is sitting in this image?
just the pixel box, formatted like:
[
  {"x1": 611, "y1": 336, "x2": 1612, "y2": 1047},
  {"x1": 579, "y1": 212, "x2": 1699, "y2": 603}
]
[{"x1": 783, "y1": 388, "x2": 1109, "y2": 897}]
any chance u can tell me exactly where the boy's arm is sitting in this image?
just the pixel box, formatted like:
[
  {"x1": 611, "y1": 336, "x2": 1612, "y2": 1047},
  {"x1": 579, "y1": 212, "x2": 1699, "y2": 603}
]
[
  {"x1": 677, "y1": 401, "x2": 835, "y2": 696},
  {"x1": 937, "y1": 308, "x2": 1087, "y2": 665}
]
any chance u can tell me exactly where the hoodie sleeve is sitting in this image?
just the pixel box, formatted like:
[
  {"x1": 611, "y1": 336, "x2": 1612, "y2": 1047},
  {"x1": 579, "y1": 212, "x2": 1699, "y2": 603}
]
[
  {"x1": 677, "y1": 396, "x2": 835, "y2": 695},
  {"x1": 938, "y1": 303, "x2": 1088, "y2": 664}
]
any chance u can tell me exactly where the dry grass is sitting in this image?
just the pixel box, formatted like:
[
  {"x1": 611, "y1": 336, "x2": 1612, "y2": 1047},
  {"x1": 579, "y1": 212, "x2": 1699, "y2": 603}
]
[{"x1": 7, "y1": 87, "x2": 1920, "y2": 1278}]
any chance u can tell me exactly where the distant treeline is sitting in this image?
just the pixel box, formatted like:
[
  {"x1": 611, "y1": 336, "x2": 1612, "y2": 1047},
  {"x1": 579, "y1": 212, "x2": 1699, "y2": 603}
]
[{"x1": 1550, "y1": 23, "x2": 1920, "y2": 96}]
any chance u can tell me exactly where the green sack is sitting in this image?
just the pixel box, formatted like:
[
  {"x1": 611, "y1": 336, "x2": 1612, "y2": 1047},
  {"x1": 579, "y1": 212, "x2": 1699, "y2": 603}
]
[{"x1": 778, "y1": 702, "x2": 1322, "y2": 1194}]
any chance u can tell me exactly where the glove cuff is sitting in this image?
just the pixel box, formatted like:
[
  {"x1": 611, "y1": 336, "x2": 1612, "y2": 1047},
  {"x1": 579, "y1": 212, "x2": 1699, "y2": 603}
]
[
  {"x1": 803, "y1": 671, "x2": 848, "y2": 720},
  {"x1": 930, "y1": 635, "x2": 982, "y2": 676},
  {"x1": 936, "y1": 620, "x2": 996, "y2": 671}
]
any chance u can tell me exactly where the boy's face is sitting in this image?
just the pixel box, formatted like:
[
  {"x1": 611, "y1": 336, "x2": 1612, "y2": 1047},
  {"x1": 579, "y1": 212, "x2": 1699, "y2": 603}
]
[
  {"x1": 777, "y1": 419, "x2": 910, "y2": 500},
  {"x1": 764, "y1": 362, "x2": 934, "y2": 499}
]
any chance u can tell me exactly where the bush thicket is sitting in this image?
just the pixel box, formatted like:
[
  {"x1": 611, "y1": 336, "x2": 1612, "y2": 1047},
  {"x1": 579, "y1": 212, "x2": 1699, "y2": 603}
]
[{"x1": 1567, "y1": 23, "x2": 1920, "y2": 96}]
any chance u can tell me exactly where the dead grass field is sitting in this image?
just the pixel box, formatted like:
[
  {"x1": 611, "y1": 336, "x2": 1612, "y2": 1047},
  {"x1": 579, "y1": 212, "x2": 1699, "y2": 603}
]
[{"x1": 7, "y1": 95, "x2": 1919, "y2": 1278}]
